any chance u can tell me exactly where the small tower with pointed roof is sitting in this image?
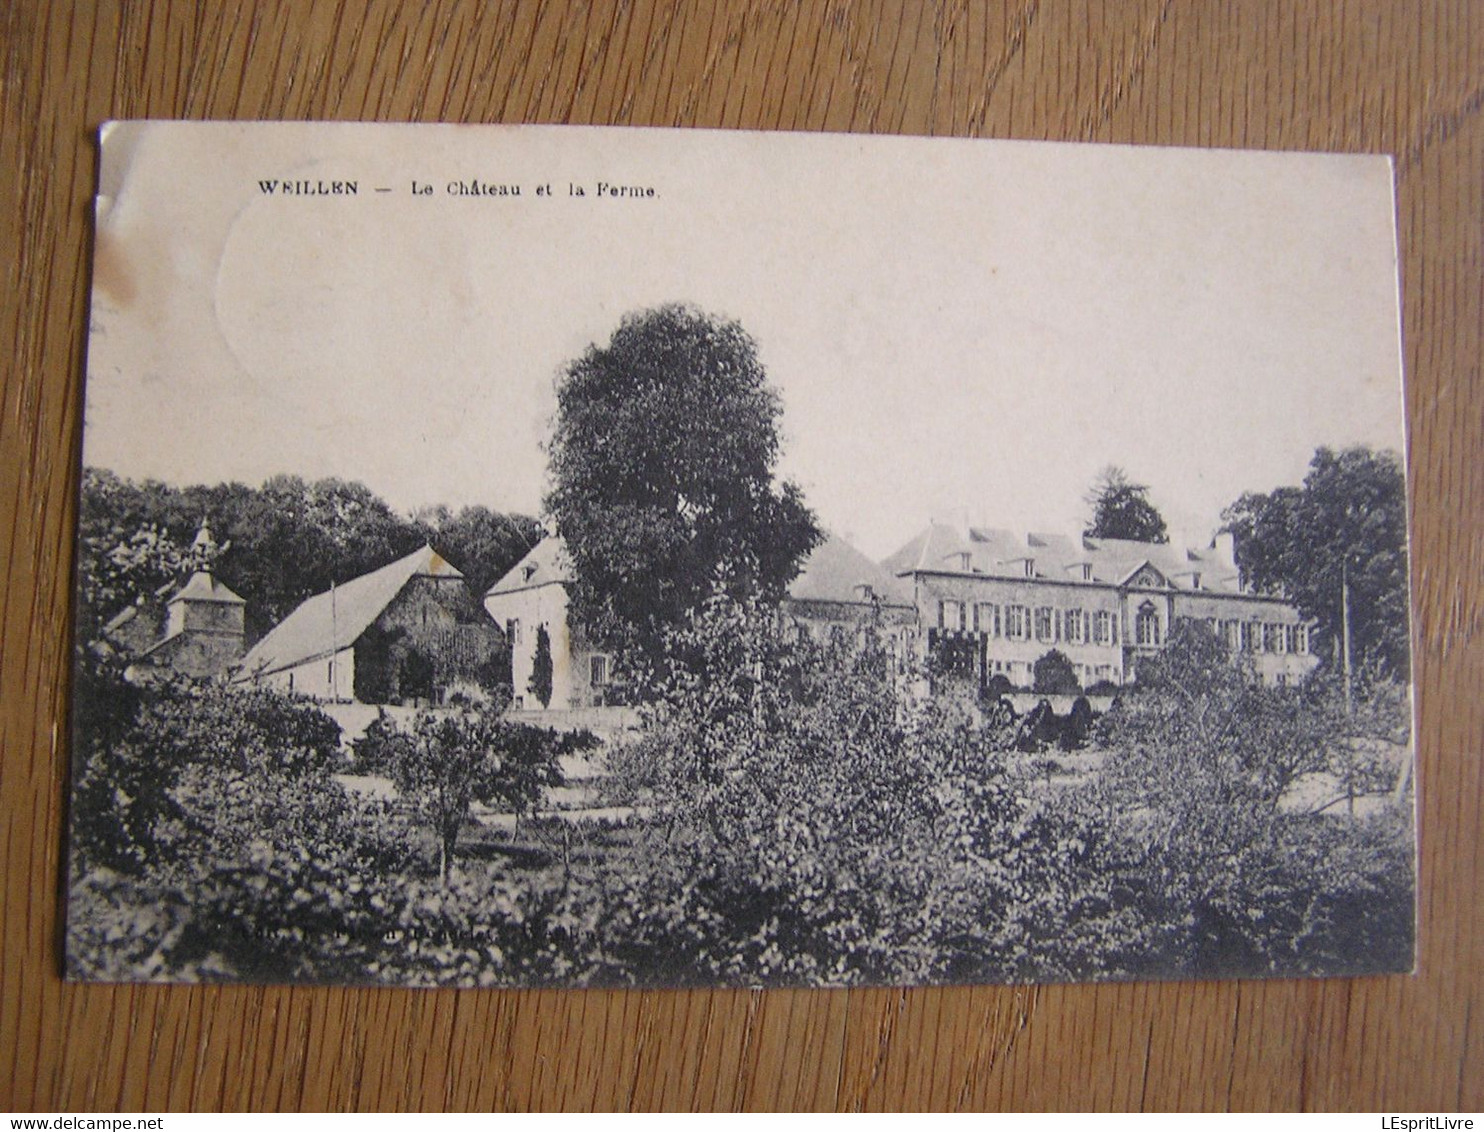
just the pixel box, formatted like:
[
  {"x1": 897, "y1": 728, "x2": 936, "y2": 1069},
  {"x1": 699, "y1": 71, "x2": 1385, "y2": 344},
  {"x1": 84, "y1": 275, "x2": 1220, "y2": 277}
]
[{"x1": 135, "y1": 519, "x2": 247, "y2": 679}]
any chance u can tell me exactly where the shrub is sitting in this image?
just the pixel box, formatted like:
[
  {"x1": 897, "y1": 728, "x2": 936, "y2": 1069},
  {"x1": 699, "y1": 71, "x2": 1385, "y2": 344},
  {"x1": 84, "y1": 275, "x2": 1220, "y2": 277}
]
[
  {"x1": 1094, "y1": 619, "x2": 1415, "y2": 976},
  {"x1": 529, "y1": 624, "x2": 554, "y2": 708},
  {"x1": 65, "y1": 677, "x2": 420, "y2": 981},
  {"x1": 1033, "y1": 649, "x2": 1081, "y2": 695},
  {"x1": 595, "y1": 591, "x2": 1146, "y2": 986},
  {"x1": 389, "y1": 707, "x2": 565, "y2": 884},
  {"x1": 350, "y1": 707, "x2": 411, "y2": 773},
  {"x1": 983, "y1": 673, "x2": 1015, "y2": 700},
  {"x1": 1059, "y1": 696, "x2": 1095, "y2": 750},
  {"x1": 69, "y1": 675, "x2": 342, "y2": 875}
]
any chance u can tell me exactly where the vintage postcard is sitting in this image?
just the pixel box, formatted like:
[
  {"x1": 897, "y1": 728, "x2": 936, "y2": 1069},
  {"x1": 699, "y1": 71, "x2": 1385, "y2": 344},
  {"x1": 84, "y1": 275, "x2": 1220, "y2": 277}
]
[{"x1": 69, "y1": 122, "x2": 1414, "y2": 987}]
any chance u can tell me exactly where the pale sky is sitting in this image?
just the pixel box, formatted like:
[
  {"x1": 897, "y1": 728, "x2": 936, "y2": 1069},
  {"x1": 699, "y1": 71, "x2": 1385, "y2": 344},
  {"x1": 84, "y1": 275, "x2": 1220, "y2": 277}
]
[{"x1": 84, "y1": 123, "x2": 1407, "y2": 560}]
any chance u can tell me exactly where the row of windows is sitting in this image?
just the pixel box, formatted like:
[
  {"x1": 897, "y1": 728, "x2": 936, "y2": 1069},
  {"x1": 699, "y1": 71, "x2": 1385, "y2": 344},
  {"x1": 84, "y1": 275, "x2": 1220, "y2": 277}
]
[
  {"x1": 1209, "y1": 618, "x2": 1309, "y2": 654},
  {"x1": 936, "y1": 601, "x2": 1311, "y2": 655},
  {"x1": 938, "y1": 600, "x2": 1122, "y2": 646}
]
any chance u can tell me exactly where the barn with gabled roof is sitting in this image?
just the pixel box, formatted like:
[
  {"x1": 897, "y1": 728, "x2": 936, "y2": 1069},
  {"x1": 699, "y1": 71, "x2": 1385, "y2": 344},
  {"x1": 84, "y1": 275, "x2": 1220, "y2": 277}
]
[{"x1": 236, "y1": 544, "x2": 504, "y2": 704}]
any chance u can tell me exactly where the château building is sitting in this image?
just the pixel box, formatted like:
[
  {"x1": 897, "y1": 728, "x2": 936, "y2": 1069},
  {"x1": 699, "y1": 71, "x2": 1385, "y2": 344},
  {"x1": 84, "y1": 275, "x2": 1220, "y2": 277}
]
[
  {"x1": 883, "y1": 524, "x2": 1317, "y2": 690},
  {"x1": 482, "y1": 522, "x2": 1319, "y2": 712}
]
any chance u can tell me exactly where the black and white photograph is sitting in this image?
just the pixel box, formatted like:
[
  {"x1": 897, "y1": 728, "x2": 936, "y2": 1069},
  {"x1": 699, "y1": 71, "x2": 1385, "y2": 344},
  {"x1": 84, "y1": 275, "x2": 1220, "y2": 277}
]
[{"x1": 68, "y1": 121, "x2": 1415, "y2": 988}]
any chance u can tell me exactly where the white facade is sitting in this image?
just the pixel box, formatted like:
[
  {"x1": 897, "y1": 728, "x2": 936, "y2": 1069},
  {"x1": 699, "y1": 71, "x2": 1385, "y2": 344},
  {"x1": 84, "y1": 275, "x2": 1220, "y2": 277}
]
[
  {"x1": 484, "y1": 580, "x2": 576, "y2": 710},
  {"x1": 255, "y1": 646, "x2": 356, "y2": 701}
]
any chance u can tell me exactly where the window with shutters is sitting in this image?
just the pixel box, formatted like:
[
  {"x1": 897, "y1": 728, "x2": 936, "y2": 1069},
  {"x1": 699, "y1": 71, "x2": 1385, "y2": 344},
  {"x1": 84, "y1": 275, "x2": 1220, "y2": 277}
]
[
  {"x1": 1006, "y1": 605, "x2": 1029, "y2": 640},
  {"x1": 1093, "y1": 610, "x2": 1111, "y2": 644},
  {"x1": 1064, "y1": 608, "x2": 1085, "y2": 644},
  {"x1": 1035, "y1": 607, "x2": 1055, "y2": 642}
]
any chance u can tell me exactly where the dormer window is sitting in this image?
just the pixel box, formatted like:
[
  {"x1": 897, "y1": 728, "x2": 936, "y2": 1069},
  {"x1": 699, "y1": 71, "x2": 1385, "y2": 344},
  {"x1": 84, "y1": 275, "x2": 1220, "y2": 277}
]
[
  {"x1": 1081, "y1": 563, "x2": 1093, "y2": 581},
  {"x1": 1190, "y1": 572, "x2": 1202, "y2": 590},
  {"x1": 954, "y1": 552, "x2": 971, "y2": 572},
  {"x1": 854, "y1": 583, "x2": 875, "y2": 601},
  {"x1": 1024, "y1": 558, "x2": 1035, "y2": 578}
]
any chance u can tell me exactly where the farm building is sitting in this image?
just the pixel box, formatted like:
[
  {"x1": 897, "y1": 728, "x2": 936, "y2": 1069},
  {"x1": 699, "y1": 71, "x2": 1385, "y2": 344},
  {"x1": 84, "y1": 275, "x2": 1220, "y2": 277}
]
[
  {"x1": 101, "y1": 521, "x2": 247, "y2": 681},
  {"x1": 236, "y1": 544, "x2": 503, "y2": 704},
  {"x1": 482, "y1": 537, "x2": 603, "y2": 711}
]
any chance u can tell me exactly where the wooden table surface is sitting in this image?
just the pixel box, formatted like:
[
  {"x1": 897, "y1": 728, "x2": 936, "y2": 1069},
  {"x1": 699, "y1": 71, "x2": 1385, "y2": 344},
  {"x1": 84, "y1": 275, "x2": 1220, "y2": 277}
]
[{"x1": 2, "y1": 1, "x2": 1480, "y2": 1112}]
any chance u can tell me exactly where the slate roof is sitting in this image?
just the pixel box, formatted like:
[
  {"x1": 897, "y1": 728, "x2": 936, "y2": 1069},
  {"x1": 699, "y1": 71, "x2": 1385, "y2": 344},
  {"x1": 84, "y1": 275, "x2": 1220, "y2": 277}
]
[
  {"x1": 786, "y1": 532, "x2": 914, "y2": 606},
  {"x1": 237, "y1": 545, "x2": 462, "y2": 678},
  {"x1": 169, "y1": 570, "x2": 246, "y2": 605},
  {"x1": 485, "y1": 536, "x2": 572, "y2": 597},
  {"x1": 882, "y1": 523, "x2": 1244, "y2": 593}
]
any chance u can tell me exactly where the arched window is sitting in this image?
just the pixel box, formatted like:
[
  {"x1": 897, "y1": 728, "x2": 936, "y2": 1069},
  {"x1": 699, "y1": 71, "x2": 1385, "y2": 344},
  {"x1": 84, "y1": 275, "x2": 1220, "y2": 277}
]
[{"x1": 1136, "y1": 602, "x2": 1160, "y2": 646}]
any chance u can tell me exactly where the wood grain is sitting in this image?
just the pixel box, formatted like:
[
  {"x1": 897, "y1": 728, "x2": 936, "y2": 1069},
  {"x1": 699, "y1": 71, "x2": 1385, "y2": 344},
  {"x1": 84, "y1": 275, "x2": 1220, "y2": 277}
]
[{"x1": 2, "y1": 0, "x2": 1479, "y2": 1112}]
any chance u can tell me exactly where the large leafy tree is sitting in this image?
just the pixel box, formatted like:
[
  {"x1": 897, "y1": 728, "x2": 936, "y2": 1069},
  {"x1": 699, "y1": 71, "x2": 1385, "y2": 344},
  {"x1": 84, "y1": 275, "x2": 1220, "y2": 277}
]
[
  {"x1": 1084, "y1": 466, "x2": 1169, "y2": 543},
  {"x1": 544, "y1": 304, "x2": 821, "y2": 671},
  {"x1": 1221, "y1": 445, "x2": 1410, "y2": 678}
]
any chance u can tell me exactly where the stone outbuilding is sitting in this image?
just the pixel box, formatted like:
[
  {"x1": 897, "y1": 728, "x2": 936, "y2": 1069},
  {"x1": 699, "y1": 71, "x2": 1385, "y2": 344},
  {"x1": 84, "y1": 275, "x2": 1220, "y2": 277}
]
[
  {"x1": 483, "y1": 537, "x2": 610, "y2": 711},
  {"x1": 105, "y1": 568, "x2": 247, "y2": 681}
]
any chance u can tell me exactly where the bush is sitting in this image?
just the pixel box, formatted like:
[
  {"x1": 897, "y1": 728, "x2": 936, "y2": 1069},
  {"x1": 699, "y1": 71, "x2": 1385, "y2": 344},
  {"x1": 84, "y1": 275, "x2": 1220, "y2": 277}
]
[
  {"x1": 1059, "y1": 696, "x2": 1095, "y2": 751},
  {"x1": 983, "y1": 673, "x2": 1015, "y2": 700},
  {"x1": 594, "y1": 591, "x2": 1145, "y2": 986},
  {"x1": 69, "y1": 674, "x2": 343, "y2": 875},
  {"x1": 1033, "y1": 649, "x2": 1081, "y2": 695},
  {"x1": 1094, "y1": 619, "x2": 1415, "y2": 976},
  {"x1": 529, "y1": 624, "x2": 554, "y2": 708},
  {"x1": 65, "y1": 677, "x2": 421, "y2": 981},
  {"x1": 350, "y1": 707, "x2": 410, "y2": 773}
]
